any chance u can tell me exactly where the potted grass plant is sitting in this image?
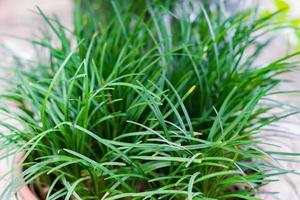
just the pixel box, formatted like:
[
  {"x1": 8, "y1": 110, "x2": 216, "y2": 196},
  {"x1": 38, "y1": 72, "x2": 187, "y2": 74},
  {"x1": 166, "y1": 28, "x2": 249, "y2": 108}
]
[{"x1": 0, "y1": 0, "x2": 299, "y2": 199}]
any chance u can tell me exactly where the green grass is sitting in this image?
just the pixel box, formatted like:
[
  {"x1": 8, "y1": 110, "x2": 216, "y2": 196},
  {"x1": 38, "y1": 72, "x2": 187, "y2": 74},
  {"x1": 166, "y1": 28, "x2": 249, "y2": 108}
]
[{"x1": 0, "y1": 1, "x2": 300, "y2": 199}]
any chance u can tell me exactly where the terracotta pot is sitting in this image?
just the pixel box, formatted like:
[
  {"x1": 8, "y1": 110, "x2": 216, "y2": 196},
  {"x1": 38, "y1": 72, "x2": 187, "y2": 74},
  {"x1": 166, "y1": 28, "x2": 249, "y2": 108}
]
[
  {"x1": 18, "y1": 186, "x2": 38, "y2": 200},
  {"x1": 15, "y1": 153, "x2": 38, "y2": 200}
]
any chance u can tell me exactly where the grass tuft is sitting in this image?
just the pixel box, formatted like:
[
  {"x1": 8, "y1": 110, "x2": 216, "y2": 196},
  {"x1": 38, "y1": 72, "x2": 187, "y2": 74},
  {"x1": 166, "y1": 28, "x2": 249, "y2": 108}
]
[{"x1": 0, "y1": 1, "x2": 300, "y2": 199}]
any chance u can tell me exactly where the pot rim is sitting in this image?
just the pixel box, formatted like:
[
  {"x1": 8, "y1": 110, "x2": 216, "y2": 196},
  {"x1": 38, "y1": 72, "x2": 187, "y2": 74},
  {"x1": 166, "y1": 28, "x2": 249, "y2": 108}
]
[{"x1": 15, "y1": 152, "x2": 38, "y2": 200}]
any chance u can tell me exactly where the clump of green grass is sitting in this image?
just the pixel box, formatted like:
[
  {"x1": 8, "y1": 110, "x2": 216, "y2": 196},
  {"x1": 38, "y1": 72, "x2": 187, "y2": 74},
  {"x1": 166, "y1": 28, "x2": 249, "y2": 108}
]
[{"x1": 0, "y1": 1, "x2": 299, "y2": 199}]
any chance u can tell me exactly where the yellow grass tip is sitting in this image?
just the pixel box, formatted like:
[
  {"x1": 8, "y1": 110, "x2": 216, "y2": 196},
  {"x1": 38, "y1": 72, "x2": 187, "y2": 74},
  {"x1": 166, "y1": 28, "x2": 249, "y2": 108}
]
[{"x1": 187, "y1": 85, "x2": 196, "y2": 95}]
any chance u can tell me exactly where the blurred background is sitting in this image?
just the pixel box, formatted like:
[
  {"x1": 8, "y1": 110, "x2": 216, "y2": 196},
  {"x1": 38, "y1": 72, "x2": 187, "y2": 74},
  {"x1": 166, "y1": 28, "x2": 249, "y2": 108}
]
[
  {"x1": 0, "y1": 0, "x2": 73, "y2": 199},
  {"x1": 0, "y1": 0, "x2": 299, "y2": 199}
]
